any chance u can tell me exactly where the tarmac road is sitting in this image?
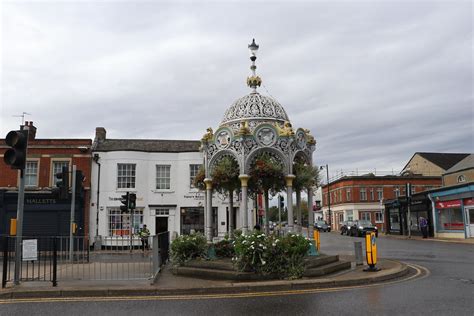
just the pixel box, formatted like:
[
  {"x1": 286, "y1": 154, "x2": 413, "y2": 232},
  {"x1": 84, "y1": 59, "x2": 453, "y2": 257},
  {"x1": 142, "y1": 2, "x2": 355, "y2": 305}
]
[{"x1": 1, "y1": 233, "x2": 473, "y2": 316}]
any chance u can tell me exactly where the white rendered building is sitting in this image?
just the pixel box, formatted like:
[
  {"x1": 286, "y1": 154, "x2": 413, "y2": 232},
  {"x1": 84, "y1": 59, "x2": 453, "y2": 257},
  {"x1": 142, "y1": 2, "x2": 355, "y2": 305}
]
[{"x1": 89, "y1": 127, "x2": 232, "y2": 242}]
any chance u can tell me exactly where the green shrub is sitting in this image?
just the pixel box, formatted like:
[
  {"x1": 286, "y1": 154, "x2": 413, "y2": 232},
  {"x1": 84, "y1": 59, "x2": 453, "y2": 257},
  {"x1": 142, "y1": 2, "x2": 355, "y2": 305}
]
[
  {"x1": 170, "y1": 233, "x2": 207, "y2": 265},
  {"x1": 214, "y1": 237, "x2": 235, "y2": 258},
  {"x1": 233, "y1": 232, "x2": 311, "y2": 279}
]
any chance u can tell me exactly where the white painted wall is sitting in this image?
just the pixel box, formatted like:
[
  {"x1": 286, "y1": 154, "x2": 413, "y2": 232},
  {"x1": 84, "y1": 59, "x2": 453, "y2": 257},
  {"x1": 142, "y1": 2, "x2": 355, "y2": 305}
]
[{"x1": 89, "y1": 150, "x2": 229, "y2": 240}]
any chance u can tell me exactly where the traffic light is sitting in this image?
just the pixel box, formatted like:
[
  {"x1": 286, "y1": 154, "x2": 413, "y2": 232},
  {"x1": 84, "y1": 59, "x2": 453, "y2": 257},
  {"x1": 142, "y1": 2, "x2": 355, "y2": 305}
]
[
  {"x1": 56, "y1": 166, "x2": 69, "y2": 199},
  {"x1": 129, "y1": 193, "x2": 136, "y2": 210},
  {"x1": 4, "y1": 130, "x2": 28, "y2": 170},
  {"x1": 279, "y1": 195, "x2": 284, "y2": 209},
  {"x1": 75, "y1": 170, "x2": 85, "y2": 197},
  {"x1": 120, "y1": 192, "x2": 129, "y2": 213}
]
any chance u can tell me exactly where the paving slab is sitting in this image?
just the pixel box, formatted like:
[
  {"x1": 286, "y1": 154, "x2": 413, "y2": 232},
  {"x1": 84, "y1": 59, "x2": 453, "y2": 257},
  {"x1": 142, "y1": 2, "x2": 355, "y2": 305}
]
[{"x1": 0, "y1": 257, "x2": 409, "y2": 299}]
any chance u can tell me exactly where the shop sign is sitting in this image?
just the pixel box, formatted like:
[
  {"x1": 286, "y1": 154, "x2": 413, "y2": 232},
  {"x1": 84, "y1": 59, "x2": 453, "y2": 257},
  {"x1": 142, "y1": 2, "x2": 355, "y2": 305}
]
[
  {"x1": 463, "y1": 198, "x2": 474, "y2": 206},
  {"x1": 23, "y1": 239, "x2": 38, "y2": 261},
  {"x1": 435, "y1": 200, "x2": 461, "y2": 209},
  {"x1": 183, "y1": 193, "x2": 204, "y2": 200},
  {"x1": 25, "y1": 198, "x2": 57, "y2": 204}
]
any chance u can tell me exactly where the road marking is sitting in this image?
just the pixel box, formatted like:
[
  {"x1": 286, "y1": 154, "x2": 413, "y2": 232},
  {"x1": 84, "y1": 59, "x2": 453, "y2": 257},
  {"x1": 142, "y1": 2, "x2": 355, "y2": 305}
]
[{"x1": 0, "y1": 263, "x2": 429, "y2": 305}]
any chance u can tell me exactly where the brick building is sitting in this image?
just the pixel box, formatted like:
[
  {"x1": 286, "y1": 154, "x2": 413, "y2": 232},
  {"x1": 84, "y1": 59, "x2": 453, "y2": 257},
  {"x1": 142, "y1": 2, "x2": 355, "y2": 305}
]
[
  {"x1": 0, "y1": 122, "x2": 92, "y2": 236},
  {"x1": 321, "y1": 174, "x2": 442, "y2": 232}
]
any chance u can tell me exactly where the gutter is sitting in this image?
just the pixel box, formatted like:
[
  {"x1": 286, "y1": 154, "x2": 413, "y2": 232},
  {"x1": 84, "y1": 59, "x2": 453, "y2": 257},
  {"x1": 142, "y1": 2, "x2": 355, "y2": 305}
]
[{"x1": 93, "y1": 154, "x2": 101, "y2": 237}]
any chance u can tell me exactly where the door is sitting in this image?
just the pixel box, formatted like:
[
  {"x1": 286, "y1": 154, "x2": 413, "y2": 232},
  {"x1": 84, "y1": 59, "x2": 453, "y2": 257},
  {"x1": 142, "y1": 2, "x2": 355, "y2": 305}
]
[
  {"x1": 155, "y1": 217, "x2": 168, "y2": 235},
  {"x1": 467, "y1": 208, "x2": 474, "y2": 238}
]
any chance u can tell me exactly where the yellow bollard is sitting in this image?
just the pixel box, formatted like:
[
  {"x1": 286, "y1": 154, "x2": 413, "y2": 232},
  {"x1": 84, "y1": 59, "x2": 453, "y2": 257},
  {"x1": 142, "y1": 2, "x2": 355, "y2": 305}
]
[
  {"x1": 364, "y1": 232, "x2": 380, "y2": 272},
  {"x1": 10, "y1": 218, "x2": 17, "y2": 236},
  {"x1": 313, "y1": 230, "x2": 320, "y2": 251}
]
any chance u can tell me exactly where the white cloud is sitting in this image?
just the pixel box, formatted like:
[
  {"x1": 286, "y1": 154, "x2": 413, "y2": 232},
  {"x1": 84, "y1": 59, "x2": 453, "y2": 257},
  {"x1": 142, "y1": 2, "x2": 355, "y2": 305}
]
[{"x1": 1, "y1": 0, "x2": 472, "y2": 175}]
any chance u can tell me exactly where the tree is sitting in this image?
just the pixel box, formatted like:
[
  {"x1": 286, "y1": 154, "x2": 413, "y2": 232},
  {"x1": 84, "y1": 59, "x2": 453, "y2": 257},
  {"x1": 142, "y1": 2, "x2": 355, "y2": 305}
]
[
  {"x1": 211, "y1": 156, "x2": 240, "y2": 236},
  {"x1": 293, "y1": 160, "x2": 320, "y2": 230},
  {"x1": 249, "y1": 152, "x2": 286, "y2": 234}
]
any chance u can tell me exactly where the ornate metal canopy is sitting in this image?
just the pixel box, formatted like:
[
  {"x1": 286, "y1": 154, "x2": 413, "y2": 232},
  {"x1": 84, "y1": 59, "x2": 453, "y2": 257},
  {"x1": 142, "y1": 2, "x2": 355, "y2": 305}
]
[{"x1": 201, "y1": 39, "x2": 316, "y2": 178}]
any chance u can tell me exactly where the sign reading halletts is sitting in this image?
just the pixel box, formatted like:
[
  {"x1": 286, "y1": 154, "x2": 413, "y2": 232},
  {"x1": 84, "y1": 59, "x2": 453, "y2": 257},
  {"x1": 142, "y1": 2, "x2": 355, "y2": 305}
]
[{"x1": 435, "y1": 200, "x2": 461, "y2": 209}]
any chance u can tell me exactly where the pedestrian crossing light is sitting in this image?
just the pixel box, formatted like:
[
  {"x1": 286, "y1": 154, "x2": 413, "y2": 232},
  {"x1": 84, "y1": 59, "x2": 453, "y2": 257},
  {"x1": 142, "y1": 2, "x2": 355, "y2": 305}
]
[
  {"x1": 129, "y1": 193, "x2": 136, "y2": 210},
  {"x1": 120, "y1": 192, "x2": 129, "y2": 213},
  {"x1": 279, "y1": 195, "x2": 284, "y2": 209},
  {"x1": 4, "y1": 130, "x2": 29, "y2": 170},
  {"x1": 55, "y1": 166, "x2": 69, "y2": 199}
]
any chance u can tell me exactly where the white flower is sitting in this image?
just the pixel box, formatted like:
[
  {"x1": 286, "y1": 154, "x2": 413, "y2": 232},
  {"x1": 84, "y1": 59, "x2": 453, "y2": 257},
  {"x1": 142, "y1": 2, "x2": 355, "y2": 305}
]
[
  {"x1": 272, "y1": 243, "x2": 276, "y2": 247},
  {"x1": 259, "y1": 244, "x2": 263, "y2": 247},
  {"x1": 261, "y1": 260, "x2": 266, "y2": 265},
  {"x1": 250, "y1": 246, "x2": 254, "y2": 249},
  {"x1": 263, "y1": 246, "x2": 267, "y2": 250}
]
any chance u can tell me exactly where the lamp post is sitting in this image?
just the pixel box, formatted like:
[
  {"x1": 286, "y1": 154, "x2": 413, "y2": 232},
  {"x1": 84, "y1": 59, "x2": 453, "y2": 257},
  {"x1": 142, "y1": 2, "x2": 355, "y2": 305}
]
[{"x1": 320, "y1": 164, "x2": 331, "y2": 229}]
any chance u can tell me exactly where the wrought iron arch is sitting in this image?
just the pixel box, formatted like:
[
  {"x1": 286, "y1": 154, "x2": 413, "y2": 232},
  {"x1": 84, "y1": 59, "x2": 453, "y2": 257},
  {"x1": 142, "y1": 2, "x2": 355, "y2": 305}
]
[
  {"x1": 291, "y1": 150, "x2": 312, "y2": 173},
  {"x1": 244, "y1": 147, "x2": 290, "y2": 176},
  {"x1": 207, "y1": 149, "x2": 241, "y2": 177}
]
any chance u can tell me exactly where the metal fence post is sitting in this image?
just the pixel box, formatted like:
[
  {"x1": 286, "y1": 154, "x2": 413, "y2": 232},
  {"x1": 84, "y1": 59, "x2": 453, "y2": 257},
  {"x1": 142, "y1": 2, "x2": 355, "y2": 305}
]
[
  {"x1": 354, "y1": 241, "x2": 363, "y2": 266},
  {"x1": 2, "y1": 236, "x2": 8, "y2": 288},
  {"x1": 52, "y1": 237, "x2": 57, "y2": 287}
]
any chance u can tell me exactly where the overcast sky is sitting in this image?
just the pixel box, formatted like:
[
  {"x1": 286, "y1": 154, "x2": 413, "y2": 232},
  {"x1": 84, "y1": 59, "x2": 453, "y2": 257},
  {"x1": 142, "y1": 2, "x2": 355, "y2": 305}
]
[{"x1": 1, "y1": 0, "x2": 472, "y2": 179}]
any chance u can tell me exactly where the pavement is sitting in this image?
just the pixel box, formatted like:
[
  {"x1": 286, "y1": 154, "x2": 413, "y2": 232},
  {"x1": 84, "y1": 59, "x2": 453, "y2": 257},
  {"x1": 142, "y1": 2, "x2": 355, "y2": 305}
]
[
  {"x1": 377, "y1": 233, "x2": 474, "y2": 244},
  {"x1": 0, "y1": 256, "x2": 410, "y2": 299}
]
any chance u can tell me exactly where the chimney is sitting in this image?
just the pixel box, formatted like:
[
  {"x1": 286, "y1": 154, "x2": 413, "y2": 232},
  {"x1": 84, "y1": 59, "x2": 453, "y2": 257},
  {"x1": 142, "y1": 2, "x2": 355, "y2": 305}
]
[
  {"x1": 22, "y1": 121, "x2": 37, "y2": 140},
  {"x1": 95, "y1": 127, "x2": 106, "y2": 142}
]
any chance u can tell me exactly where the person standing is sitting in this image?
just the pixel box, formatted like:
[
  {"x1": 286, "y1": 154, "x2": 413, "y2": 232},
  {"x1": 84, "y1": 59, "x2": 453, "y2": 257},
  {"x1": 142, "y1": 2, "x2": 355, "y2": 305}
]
[
  {"x1": 419, "y1": 217, "x2": 428, "y2": 238},
  {"x1": 139, "y1": 224, "x2": 151, "y2": 251}
]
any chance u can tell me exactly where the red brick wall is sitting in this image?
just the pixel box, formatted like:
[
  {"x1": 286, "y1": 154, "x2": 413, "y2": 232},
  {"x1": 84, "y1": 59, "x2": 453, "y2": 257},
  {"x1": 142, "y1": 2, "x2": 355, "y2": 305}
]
[
  {"x1": 1, "y1": 137, "x2": 92, "y2": 236},
  {"x1": 322, "y1": 176, "x2": 441, "y2": 206}
]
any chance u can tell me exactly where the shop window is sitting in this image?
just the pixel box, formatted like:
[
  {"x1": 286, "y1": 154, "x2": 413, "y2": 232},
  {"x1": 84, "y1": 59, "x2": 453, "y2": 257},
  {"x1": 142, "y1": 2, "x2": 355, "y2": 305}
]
[
  {"x1": 117, "y1": 164, "x2": 136, "y2": 189},
  {"x1": 438, "y1": 208, "x2": 463, "y2": 230},
  {"x1": 181, "y1": 207, "x2": 207, "y2": 235},
  {"x1": 390, "y1": 210, "x2": 400, "y2": 231},
  {"x1": 108, "y1": 208, "x2": 143, "y2": 236}
]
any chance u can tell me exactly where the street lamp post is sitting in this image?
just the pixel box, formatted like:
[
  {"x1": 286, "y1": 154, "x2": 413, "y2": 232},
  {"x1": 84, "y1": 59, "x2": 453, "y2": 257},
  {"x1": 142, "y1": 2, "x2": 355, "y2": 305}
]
[{"x1": 320, "y1": 164, "x2": 331, "y2": 229}]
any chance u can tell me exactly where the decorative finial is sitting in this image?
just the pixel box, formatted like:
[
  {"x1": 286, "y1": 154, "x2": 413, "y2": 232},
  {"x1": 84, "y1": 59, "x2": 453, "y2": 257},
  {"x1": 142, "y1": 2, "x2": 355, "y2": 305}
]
[{"x1": 247, "y1": 38, "x2": 261, "y2": 93}]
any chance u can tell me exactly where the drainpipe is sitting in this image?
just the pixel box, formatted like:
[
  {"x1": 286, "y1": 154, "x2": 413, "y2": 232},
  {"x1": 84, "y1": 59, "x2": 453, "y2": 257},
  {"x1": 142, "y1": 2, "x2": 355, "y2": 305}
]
[
  {"x1": 427, "y1": 193, "x2": 436, "y2": 238},
  {"x1": 93, "y1": 154, "x2": 101, "y2": 237}
]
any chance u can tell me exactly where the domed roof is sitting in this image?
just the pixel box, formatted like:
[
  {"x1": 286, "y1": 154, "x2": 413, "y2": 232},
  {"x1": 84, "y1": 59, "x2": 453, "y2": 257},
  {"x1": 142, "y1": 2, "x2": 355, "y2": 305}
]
[{"x1": 220, "y1": 92, "x2": 290, "y2": 126}]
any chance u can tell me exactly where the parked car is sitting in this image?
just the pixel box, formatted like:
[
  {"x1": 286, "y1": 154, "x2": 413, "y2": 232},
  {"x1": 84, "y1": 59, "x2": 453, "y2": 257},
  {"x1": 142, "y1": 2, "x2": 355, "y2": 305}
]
[
  {"x1": 349, "y1": 220, "x2": 378, "y2": 237},
  {"x1": 339, "y1": 221, "x2": 354, "y2": 235},
  {"x1": 315, "y1": 220, "x2": 331, "y2": 232}
]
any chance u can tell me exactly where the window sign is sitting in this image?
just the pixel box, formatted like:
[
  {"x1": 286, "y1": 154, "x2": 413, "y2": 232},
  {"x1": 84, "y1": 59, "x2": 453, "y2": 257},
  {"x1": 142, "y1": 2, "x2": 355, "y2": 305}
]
[{"x1": 23, "y1": 239, "x2": 38, "y2": 261}]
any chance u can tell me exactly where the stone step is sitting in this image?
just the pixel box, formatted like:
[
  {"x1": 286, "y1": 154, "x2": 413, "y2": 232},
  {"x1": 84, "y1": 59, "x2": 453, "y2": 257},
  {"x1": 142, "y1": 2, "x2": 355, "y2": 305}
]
[
  {"x1": 303, "y1": 260, "x2": 351, "y2": 277},
  {"x1": 184, "y1": 259, "x2": 235, "y2": 271},
  {"x1": 304, "y1": 255, "x2": 339, "y2": 269},
  {"x1": 172, "y1": 266, "x2": 275, "y2": 281}
]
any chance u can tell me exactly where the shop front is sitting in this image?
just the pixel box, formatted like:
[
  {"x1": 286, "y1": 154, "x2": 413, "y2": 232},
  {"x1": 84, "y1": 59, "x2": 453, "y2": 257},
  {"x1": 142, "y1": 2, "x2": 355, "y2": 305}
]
[
  {"x1": 384, "y1": 194, "x2": 433, "y2": 237},
  {"x1": 429, "y1": 183, "x2": 474, "y2": 239},
  {"x1": 0, "y1": 190, "x2": 84, "y2": 237}
]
